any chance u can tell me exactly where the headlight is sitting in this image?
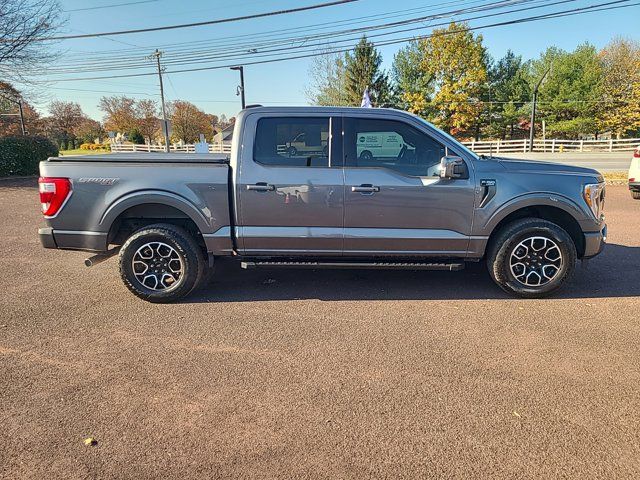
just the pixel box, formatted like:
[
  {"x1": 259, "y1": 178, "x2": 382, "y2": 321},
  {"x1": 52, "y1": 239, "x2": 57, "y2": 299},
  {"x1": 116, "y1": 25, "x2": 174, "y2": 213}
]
[{"x1": 583, "y1": 183, "x2": 605, "y2": 220}]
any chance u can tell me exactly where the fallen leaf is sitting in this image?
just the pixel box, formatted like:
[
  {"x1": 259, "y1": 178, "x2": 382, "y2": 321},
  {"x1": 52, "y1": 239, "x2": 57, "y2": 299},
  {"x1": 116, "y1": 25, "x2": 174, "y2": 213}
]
[
  {"x1": 83, "y1": 437, "x2": 97, "y2": 447},
  {"x1": 512, "y1": 411, "x2": 521, "y2": 418}
]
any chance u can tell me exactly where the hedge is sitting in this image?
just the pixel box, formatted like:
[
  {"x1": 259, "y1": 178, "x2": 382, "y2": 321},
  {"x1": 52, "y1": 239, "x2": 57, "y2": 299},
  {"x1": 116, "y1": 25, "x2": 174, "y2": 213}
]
[{"x1": 0, "y1": 136, "x2": 59, "y2": 177}]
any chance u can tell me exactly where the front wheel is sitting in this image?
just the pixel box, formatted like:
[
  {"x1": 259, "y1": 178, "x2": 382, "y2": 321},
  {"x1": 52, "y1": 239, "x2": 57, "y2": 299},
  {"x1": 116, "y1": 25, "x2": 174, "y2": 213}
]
[
  {"x1": 631, "y1": 190, "x2": 640, "y2": 200},
  {"x1": 487, "y1": 218, "x2": 577, "y2": 298},
  {"x1": 119, "y1": 223, "x2": 205, "y2": 303}
]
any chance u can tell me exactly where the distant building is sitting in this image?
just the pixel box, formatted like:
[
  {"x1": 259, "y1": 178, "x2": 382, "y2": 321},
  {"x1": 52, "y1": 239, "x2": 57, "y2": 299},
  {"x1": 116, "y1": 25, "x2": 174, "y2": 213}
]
[{"x1": 212, "y1": 124, "x2": 234, "y2": 145}]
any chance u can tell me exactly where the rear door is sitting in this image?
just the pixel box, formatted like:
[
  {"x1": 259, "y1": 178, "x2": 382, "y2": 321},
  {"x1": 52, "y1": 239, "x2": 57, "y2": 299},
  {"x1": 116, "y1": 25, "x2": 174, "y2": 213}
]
[
  {"x1": 236, "y1": 114, "x2": 344, "y2": 256},
  {"x1": 342, "y1": 115, "x2": 476, "y2": 257}
]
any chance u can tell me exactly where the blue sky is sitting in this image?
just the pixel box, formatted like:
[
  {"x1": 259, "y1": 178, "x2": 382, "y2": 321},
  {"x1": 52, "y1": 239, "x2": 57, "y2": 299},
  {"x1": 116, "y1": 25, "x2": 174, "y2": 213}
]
[{"x1": 40, "y1": 0, "x2": 640, "y2": 121}]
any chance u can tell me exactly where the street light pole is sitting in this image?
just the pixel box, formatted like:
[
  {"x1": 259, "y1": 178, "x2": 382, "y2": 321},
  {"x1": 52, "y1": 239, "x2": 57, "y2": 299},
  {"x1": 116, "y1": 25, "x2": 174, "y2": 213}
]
[
  {"x1": 151, "y1": 49, "x2": 170, "y2": 153},
  {"x1": 529, "y1": 67, "x2": 551, "y2": 152},
  {"x1": 230, "y1": 66, "x2": 245, "y2": 109}
]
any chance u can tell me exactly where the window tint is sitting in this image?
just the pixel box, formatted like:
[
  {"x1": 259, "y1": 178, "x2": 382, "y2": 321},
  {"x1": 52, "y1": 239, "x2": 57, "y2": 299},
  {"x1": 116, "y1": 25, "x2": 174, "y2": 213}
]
[
  {"x1": 254, "y1": 117, "x2": 330, "y2": 167},
  {"x1": 344, "y1": 118, "x2": 447, "y2": 177}
]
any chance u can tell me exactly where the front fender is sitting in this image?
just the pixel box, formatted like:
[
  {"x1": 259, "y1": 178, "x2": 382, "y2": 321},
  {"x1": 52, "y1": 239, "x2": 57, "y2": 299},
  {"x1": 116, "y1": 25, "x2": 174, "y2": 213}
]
[{"x1": 480, "y1": 192, "x2": 590, "y2": 234}]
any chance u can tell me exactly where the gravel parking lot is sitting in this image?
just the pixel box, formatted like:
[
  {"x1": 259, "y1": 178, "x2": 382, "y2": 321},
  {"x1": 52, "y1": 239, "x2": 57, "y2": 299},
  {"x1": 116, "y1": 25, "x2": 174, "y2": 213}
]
[{"x1": 1, "y1": 178, "x2": 639, "y2": 479}]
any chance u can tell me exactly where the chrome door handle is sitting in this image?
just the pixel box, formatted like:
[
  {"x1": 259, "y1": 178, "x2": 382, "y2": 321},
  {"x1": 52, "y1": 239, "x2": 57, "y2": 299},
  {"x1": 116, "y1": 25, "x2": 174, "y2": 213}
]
[
  {"x1": 351, "y1": 184, "x2": 380, "y2": 194},
  {"x1": 247, "y1": 183, "x2": 275, "y2": 192}
]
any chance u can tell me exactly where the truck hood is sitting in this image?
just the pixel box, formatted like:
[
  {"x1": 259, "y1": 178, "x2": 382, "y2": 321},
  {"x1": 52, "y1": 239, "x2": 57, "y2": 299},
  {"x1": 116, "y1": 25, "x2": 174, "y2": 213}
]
[{"x1": 495, "y1": 157, "x2": 602, "y2": 179}]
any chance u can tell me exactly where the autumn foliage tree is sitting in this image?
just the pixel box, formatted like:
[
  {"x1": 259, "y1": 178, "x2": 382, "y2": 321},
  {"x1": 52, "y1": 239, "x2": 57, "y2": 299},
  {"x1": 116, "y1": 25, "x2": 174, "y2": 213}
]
[
  {"x1": 168, "y1": 100, "x2": 213, "y2": 143},
  {"x1": 599, "y1": 38, "x2": 640, "y2": 138},
  {"x1": 420, "y1": 22, "x2": 488, "y2": 135},
  {"x1": 48, "y1": 101, "x2": 85, "y2": 149},
  {"x1": 134, "y1": 99, "x2": 159, "y2": 144},
  {"x1": 99, "y1": 96, "x2": 137, "y2": 134}
]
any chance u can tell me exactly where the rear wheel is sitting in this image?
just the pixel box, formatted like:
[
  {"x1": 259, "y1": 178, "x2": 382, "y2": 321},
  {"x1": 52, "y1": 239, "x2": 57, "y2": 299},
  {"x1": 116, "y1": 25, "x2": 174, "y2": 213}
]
[
  {"x1": 119, "y1": 223, "x2": 205, "y2": 303},
  {"x1": 487, "y1": 218, "x2": 577, "y2": 298},
  {"x1": 631, "y1": 190, "x2": 640, "y2": 200}
]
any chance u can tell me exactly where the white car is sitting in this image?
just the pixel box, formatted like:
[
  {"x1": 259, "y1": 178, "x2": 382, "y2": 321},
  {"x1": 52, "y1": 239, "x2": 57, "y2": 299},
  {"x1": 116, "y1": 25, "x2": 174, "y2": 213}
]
[{"x1": 629, "y1": 145, "x2": 640, "y2": 200}]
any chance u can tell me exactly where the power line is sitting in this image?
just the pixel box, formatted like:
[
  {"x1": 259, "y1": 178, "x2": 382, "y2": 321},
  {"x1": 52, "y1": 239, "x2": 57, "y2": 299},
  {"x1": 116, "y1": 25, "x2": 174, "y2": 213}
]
[
  {"x1": 63, "y1": 1, "x2": 160, "y2": 13},
  {"x1": 39, "y1": 0, "x2": 613, "y2": 77},
  {"x1": 37, "y1": 0, "x2": 640, "y2": 82},
  {"x1": 51, "y1": 0, "x2": 540, "y2": 69},
  {"x1": 39, "y1": 0, "x2": 568, "y2": 74},
  {"x1": 19, "y1": 0, "x2": 359, "y2": 42},
  {"x1": 56, "y1": 0, "x2": 498, "y2": 59}
]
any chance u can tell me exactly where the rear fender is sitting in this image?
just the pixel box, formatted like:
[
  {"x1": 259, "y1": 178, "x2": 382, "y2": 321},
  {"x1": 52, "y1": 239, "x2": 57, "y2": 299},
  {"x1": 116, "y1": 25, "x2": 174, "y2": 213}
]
[{"x1": 100, "y1": 190, "x2": 212, "y2": 234}]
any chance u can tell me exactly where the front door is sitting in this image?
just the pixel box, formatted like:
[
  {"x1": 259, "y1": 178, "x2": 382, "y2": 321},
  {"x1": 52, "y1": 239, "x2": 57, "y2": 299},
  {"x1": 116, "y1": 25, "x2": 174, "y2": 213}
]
[
  {"x1": 342, "y1": 116, "x2": 476, "y2": 257},
  {"x1": 237, "y1": 115, "x2": 344, "y2": 256}
]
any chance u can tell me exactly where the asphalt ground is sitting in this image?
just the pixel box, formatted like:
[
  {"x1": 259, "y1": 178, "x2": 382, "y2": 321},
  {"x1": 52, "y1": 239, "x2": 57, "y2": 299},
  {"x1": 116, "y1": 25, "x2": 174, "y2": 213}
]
[{"x1": 1, "y1": 178, "x2": 639, "y2": 479}]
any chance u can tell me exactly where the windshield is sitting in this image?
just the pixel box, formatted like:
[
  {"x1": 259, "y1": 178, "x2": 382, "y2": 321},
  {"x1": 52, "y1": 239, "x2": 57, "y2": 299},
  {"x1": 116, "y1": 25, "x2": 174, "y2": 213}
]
[{"x1": 415, "y1": 116, "x2": 479, "y2": 159}]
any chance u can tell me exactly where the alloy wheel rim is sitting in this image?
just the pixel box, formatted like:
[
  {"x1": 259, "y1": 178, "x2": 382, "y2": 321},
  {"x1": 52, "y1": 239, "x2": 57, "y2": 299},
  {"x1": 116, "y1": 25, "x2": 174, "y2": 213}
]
[
  {"x1": 509, "y1": 236, "x2": 563, "y2": 287},
  {"x1": 132, "y1": 242, "x2": 183, "y2": 291}
]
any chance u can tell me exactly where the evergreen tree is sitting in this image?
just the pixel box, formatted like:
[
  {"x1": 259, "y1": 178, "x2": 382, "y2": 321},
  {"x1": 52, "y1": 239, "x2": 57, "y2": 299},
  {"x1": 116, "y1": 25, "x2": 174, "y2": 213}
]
[{"x1": 344, "y1": 36, "x2": 390, "y2": 106}]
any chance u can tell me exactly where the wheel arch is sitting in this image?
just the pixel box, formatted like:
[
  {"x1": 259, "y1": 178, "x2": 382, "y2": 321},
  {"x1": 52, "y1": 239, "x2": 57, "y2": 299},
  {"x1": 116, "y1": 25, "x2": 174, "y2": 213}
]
[
  {"x1": 485, "y1": 203, "x2": 586, "y2": 258},
  {"x1": 101, "y1": 191, "x2": 211, "y2": 247}
]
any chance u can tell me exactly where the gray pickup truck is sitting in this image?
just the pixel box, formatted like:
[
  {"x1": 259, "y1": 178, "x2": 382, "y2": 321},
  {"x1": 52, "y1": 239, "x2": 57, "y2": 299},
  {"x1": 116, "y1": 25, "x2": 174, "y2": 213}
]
[{"x1": 38, "y1": 106, "x2": 606, "y2": 302}]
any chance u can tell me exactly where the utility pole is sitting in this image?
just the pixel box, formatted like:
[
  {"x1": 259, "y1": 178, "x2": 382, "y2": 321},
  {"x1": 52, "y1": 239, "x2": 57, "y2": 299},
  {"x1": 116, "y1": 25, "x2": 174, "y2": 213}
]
[
  {"x1": 150, "y1": 49, "x2": 170, "y2": 152},
  {"x1": 0, "y1": 93, "x2": 26, "y2": 135},
  {"x1": 529, "y1": 66, "x2": 551, "y2": 152},
  {"x1": 18, "y1": 100, "x2": 25, "y2": 135},
  {"x1": 230, "y1": 66, "x2": 245, "y2": 109}
]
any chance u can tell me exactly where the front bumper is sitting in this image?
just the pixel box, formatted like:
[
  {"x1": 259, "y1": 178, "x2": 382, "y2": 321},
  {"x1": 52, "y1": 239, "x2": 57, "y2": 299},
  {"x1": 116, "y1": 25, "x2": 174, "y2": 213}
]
[
  {"x1": 583, "y1": 224, "x2": 607, "y2": 259},
  {"x1": 629, "y1": 182, "x2": 640, "y2": 192},
  {"x1": 38, "y1": 228, "x2": 108, "y2": 252}
]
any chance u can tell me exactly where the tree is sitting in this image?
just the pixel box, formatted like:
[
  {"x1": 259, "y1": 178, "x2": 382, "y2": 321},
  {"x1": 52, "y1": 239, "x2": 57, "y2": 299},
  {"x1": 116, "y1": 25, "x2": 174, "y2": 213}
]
[
  {"x1": 167, "y1": 101, "x2": 212, "y2": 143},
  {"x1": 486, "y1": 51, "x2": 531, "y2": 139},
  {"x1": 344, "y1": 36, "x2": 390, "y2": 106},
  {"x1": 420, "y1": 22, "x2": 488, "y2": 136},
  {"x1": 306, "y1": 50, "x2": 349, "y2": 106},
  {"x1": 99, "y1": 96, "x2": 137, "y2": 134},
  {"x1": 48, "y1": 101, "x2": 84, "y2": 149},
  {"x1": 391, "y1": 40, "x2": 434, "y2": 116},
  {"x1": 0, "y1": 81, "x2": 41, "y2": 136},
  {"x1": 74, "y1": 118, "x2": 104, "y2": 144},
  {"x1": 0, "y1": 0, "x2": 63, "y2": 83},
  {"x1": 599, "y1": 38, "x2": 640, "y2": 138},
  {"x1": 531, "y1": 44, "x2": 602, "y2": 138},
  {"x1": 134, "y1": 99, "x2": 159, "y2": 144}
]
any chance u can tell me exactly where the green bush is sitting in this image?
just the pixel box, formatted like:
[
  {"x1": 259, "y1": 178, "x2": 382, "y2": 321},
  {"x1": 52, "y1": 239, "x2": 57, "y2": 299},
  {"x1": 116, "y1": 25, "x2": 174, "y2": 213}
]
[
  {"x1": 0, "y1": 136, "x2": 59, "y2": 177},
  {"x1": 128, "y1": 128, "x2": 145, "y2": 145}
]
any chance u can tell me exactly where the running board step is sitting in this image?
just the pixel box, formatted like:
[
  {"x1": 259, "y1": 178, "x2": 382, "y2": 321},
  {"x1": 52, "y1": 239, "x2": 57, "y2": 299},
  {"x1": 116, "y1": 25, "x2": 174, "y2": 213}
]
[{"x1": 241, "y1": 261, "x2": 465, "y2": 271}]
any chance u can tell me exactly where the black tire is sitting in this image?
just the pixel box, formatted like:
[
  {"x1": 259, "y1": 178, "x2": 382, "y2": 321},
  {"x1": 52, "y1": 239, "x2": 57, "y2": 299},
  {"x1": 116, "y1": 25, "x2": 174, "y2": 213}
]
[
  {"x1": 288, "y1": 146, "x2": 297, "y2": 157},
  {"x1": 119, "y1": 223, "x2": 205, "y2": 303},
  {"x1": 359, "y1": 150, "x2": 373, "y2": 161},
  {"x1": 487, "y1": 218, "x2": 577, "y2": 298},
  {"x1": 631, "y1": 191, "x2": 640, "y2": 200}
]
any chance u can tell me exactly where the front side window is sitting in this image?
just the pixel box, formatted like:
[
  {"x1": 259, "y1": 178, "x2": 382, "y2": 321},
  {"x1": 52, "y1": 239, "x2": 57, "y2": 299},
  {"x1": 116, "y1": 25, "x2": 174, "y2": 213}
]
[
  {"x1": 344, "y1": 118, "x2": 448, "y2": 177},
  {"x1": 254, "y1": 117, "x2": 330, "y2": 167}
]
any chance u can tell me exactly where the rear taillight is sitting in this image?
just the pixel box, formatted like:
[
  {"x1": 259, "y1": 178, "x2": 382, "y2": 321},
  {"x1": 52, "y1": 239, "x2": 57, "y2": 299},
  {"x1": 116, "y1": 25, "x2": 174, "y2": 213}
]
[
  {"x1": 38, "y1": 177, "x2": 71, "y2": 216},
  {"x1": 634, "y1": 149, "x2": 640, "y2": 158}
]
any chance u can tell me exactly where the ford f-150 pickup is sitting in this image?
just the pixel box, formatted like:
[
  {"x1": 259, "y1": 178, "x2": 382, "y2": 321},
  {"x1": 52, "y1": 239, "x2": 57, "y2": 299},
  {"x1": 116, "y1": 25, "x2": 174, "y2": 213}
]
[{"x1": 38, "y1": 106, "x2": 606, "y2": 302}]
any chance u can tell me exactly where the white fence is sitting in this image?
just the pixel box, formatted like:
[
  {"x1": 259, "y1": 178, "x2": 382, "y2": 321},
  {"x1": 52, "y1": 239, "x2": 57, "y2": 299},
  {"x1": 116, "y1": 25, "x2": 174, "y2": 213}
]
[
  {"x1": 462, "y1": 137, "x2": 640, "y2": 154},
  {"x1": 111, "y1": 142, "x2": 232, "y2": 154},
  {"x1": 111, "y1": 137, "x2": 639, "y2": 155}
]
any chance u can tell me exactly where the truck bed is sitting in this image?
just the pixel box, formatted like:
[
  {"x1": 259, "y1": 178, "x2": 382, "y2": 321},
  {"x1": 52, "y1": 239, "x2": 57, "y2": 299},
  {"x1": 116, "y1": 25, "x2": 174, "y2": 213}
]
[{"x1": 39, "y1": 155, "x2": 232, "y2": 253}]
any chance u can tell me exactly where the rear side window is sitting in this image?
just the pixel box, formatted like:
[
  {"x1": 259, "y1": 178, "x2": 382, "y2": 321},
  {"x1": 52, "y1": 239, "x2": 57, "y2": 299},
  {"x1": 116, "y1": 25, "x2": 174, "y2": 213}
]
[
  {"x1": 254, "y1": 117, "x2": 330, "y2": 167},
  {"x1": 344, "y1": 118, "x2": 448, "y2": 177}
]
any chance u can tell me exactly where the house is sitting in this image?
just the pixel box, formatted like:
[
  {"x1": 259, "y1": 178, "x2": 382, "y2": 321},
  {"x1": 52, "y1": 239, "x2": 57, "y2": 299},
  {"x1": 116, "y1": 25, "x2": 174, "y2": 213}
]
[{"x1": 212, "y1": 124, "x2": 234, "y2": 146}]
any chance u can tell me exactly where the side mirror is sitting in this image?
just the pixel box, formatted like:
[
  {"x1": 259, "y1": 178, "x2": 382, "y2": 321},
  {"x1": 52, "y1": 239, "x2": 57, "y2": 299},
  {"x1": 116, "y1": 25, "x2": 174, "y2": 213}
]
[{"x1": 440, "y1": 156, "x2": 467, "y2": 179}]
